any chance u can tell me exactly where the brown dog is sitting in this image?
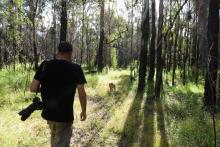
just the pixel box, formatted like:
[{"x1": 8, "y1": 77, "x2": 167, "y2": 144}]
[{"x1": 109, "y1": 83, "x2": 116, "y2": 93}]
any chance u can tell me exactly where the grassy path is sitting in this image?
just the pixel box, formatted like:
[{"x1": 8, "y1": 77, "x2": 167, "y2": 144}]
[
  {"x1": 1, "y1": 68, "x2": 219, "y2": 147},
  {"x1": 71, "y1": 71, "x2": 170, "y2": 147},
  {"x1": 0, "y1": 69, "x2": 171, "y2": 147}
]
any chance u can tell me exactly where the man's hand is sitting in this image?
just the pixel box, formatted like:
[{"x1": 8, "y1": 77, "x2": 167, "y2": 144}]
[
  {"x1": 30, "y1": 79, "x2": 41, "y2": 93},
  {"x1": 80, "y1": 111, "x2": 86, "y2": 121},
  {"x1": 77, "y1": 84, "x2": 87, "y2": 121}
]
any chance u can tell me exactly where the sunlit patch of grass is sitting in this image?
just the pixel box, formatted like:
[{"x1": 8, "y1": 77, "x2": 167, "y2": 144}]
[
  {"x1": 99, "y1": 87, "x2": 136, "y2": 142},
  {"x1": 0, "y1": 66, "x2": 34, "y2": 109},
  {"x1": 85, "y1": 69, "x2": 130, "y2": 98},
  {"x1": 0, "y1": 67, "x2": 133, "y2": 147},
  {"x1": 0, "y1": 66, "x2": 62, "y2": 146},
  {"x1": 0, "y1": 109, "x2": 50, "y2": 147},
  {"x1": 1, "y1": 65, "x2": 219, "y2": 147},
  {"x1": 70, "y1": 69, "x2": 135, "y2": 146}
]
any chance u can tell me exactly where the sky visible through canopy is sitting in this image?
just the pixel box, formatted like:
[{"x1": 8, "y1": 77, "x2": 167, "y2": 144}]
[{"x1": 42, "y1": 0, "x2": 159, "y2": 28}]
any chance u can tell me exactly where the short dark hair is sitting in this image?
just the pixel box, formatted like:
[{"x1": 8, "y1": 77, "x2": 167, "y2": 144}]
[{"x1": 58, "y1": 42, "x2": 73, "y2": 52}]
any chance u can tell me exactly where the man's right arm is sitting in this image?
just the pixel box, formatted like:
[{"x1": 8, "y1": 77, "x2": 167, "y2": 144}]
[{"x1": 77, "y1": 84, "x2": 87, "y2": 121}]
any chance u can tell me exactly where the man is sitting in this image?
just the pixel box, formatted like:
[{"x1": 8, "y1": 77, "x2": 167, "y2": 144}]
[{"x1": 30, "y1": 42, "x2": 87, "y2": 147}]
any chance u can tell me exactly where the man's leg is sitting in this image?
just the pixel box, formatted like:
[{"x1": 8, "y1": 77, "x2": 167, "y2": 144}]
[
  {"x1": 47, "y1": 121, "x2": 56, "y2": 146},
  {"x1": 47, "y1": 121, "x2": 73, "y2": 147}
]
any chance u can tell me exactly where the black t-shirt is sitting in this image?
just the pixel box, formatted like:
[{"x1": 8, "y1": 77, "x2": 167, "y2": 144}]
[{"x1": 34, "y1": 59, "x2": 86, "y2": 122}]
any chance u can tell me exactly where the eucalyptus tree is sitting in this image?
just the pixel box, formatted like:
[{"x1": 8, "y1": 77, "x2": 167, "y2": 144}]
[
  {"x1": 26, "y1": 0, "x2": 46, "y2": 70},
  {"x1": 182, "y1": 0, "x2": 192, "y2": 85},
  {"x1": 96, "y1": 0, "x2": 105, "y2": 71},
  {"x1": 148, "y1": 0, "x2": 156, "y2": 81},
  {"x1": 52, "y1": 0, "x2": 59, "y2": 58},
  {"x1": 79, "y1": 0, "x2": 86, "y2": 65},
  {"x1": 130, "y1": 0, "x2": 134, "y2": 81},
  {"x1": 204, "y1": 0, "x2": 219, "y2": 111},
  {"x1": 4, "y1": 0, "x2": 27, "y2": 70},
  {"x1": 172, "y1": 16, "x2": 180, "y2": 86},
  {"x1": 136, "y1": 0, "x2": 149, "y2": 96},
  {"x1": 60, "y1": 0, "x2": 67, "y2": 42},
  {"x1": 155, "y1": 0, "x2": 164, "y2": 99},
  {"x1": 203, "y1": 2, "x2": 219, "y2": 147},
  {"x1": 197, "y1": 0, "x2": 209, "y2": 69}
]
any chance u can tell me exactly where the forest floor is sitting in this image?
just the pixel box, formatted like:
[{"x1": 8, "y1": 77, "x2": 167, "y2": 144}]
[{"x1": 0, "y1": 66, "x2": 220, "y2": 147}]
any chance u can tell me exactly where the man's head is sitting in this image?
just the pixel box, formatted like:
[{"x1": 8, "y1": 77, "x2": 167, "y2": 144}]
[
  {"x1": 58, "y1": 42, "x2": 73, "y2": 60},
  {"x1": 58, "y1": 42, "x2": 73, "y2": 52}
]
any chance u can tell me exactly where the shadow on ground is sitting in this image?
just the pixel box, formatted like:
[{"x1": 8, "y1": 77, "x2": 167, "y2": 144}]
[
  {"x1": 118, "y1": 81, "x2": 169, "y2": 147},
  {"x1": 75, "y1": 74, "x2": 135, "y2": 146}
]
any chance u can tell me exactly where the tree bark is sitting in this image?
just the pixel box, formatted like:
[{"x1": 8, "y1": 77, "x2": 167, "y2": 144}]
[
  {"x1": 28, "y1": 0, "x2": 41, "y2": 70},
  {"x1": 96, "y1": 0, "x2": 105, "y2": 72},
  {"x1": 155, "y1": 0, "x2": 164, "y2": 99},
  {"x1": 53, "y1": 2, "x2": 57, "y2": 59},
  {"x1": 86, "y1": 18, "x2": 91, "y2": 70},
  {"x1": 33, "y1": 20, "x2": 38, "y2": 70},
  {"x1": 80, "y1": 0, "x2": 86, "y2": 66},
  {"x1": 60, "y1": 0, "x2": 67, "y2": 42},
  {"x1": 204, "y1": 0, "x2": 219, "y2": 110},
  {"x1": 197, "y1": 0, "x2": 209, "y2": 69},
  {"x1": 136, "y1": 0, "x2": 150, "y2": 97},
  {"x1": 172, "y1": 22, "x2": 179, "y2": 86},
  {"x1": 130, "y1": 0, "x2": 134, "y2": 82},
  {"x1": 148, "y1": 0, "x2": 156, "y2": 81}
]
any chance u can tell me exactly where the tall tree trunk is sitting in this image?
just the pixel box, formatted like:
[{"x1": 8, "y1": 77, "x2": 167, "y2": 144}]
[
  {"x1": 96, "y1": 0, "x2": 105, "y2": 72},
  {"x1": 167, "y1": 34, "x2": 173, "y2": 71},
  {"x1": 86, "y1": 19, "x2": 90, "y2": 70},
  {"x1": 60, "y1": 0, "x2": 67, "y2": 42},
  {"x1": 167, "y1": 0, "x2": 173, "y2": 72},
  {"x1": 172, "y1": 21, "x2": 179, "y2": 86},
  {"x1": 155, "y1": 0, "x2": 164, "y2": 99},
  {"x1": 80, "y1": 0, "x2": 85, "y2": 66},
  {"x1": 197, "y1": 0, "x2": 209, "y2": 69},
  {"x1": 183, "y1": 31, "x2": 188, "y2": 85},
  {"x1": 191, "y1": 25, "x2": 197, "y2": 66},
  {"x1": 107, "y1": 0, "x2": 112, "y2": 67},
  {"x1": 13, "y1": 32, "x2": 16, "y2": 71},
  {"x1": 191, "y1": 15, "x2": 200, "y2": 84},
  {"x1": 53, "y1": 2, "x2": 57, "y2": 59},
  {"x1": 130, "y1": 0, "x2": 134, "y2": 82},
  {"x1": 136, "y1": 0, "x2": 149, "y2": 97},
  {"x1": 204, "y1": 3, "x2": 219, "y2": 144},
  {"x1": 33, "y1": 20, "x2": 38, "y2": 70},
  {"x1": 204, "y1": 0, "x2": 219, "y2": 110},
  {"x1": 148, "y1": 0, "x2": 156, "y2": 81},
  {"x1": 28, "y1": 0, "x2": 41, "y2": 70},
  {"x1": 195, "y1": 37, "x2": 200, "y2": 84}
]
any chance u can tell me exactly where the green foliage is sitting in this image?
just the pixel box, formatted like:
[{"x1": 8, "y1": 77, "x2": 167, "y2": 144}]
[
  {"x1": 0, "y1": 66, "x2": 133, "y2": 145},
  {"x1": 111, "y1": 47, "x2": 117, "y2": 69},
  {"x1": 0, "y1": 65, "x2": 33, "y2": 108},
  {"x1": 174, "y1": 117, "x2": 220, "y2": 147},
  {"x1": 3, "y1": 0, "x2": 30, "y2": 46},
  {"x1": 0, "y1": 66, "x2": 219, "y2": 147},
  {"x1": 164, "y1": 81, "x2": 220, "y2": 147},
  {"x1": 85, "y1": 73, "x2": 99, "y2": 88}
]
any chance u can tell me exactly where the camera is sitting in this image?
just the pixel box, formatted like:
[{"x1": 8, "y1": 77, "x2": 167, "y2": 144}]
[{"x1": 18, "y1": 97, "x2": 44, "y2": 121}]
